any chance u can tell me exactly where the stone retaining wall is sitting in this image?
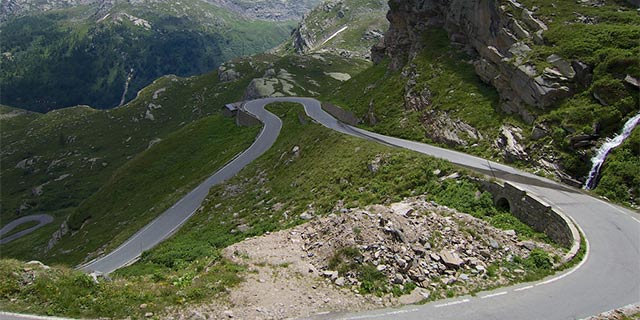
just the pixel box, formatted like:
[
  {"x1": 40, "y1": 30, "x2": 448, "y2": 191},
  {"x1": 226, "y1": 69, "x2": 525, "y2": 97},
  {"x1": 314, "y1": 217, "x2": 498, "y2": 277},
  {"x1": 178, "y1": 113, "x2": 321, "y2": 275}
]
[
  {"x1": 321, "y1": 102, "x2": 360, "y2": 126},
  {"x1": 480, "y1": 181, "x2": 580, "y2": 254},
  {"x1": 236, "y1": 108, "x2": 261, "y2": 127}
]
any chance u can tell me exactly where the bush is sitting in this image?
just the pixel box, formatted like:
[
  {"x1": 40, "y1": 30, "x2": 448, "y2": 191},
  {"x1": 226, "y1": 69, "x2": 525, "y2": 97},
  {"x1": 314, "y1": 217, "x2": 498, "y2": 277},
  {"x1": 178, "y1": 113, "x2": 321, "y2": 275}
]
[
  {"x1": 489, "y1": 213, "x2": 549, "y2": 242},
  {"x1": 524, "y1": 249, "x2": 553, "y2": 270},
  {"x1": 358, "y1": 264, "x2": 388, "y2": 296}
]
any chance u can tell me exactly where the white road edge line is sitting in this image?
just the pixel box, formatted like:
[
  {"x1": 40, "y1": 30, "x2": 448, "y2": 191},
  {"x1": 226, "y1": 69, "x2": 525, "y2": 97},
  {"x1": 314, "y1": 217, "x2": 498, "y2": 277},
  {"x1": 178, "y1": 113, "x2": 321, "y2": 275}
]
[
  {"x1": 434, "y1": 299, "x2": 470, "y2": 308},
  {"x1": 341, "y1": 308, "x2": 419, "y2": 320},
  {"x1": 594, "y1": 196, "x2": 640, "y2": 224},
  {"x1": 481, "y1": 291, "x2": 507, "y2": 299},
  {"x1": 320, "y1": 26, "x2": 348, "y2": 46},
  {"x1": 0, "y1": 311, "x2": 73, "y2": 320},
  {"x1": 536, "y1": 219, "x2": 590, "y2": 287},
  {"x1": 514, "y1": 285, "x2": 534, "y2": 292}
]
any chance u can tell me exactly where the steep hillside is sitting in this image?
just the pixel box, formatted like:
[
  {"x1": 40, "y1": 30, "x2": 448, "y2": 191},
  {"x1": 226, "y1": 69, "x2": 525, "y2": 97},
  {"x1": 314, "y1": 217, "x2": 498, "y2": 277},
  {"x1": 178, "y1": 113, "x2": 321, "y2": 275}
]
[
  {"x1": 281, "y1": 0, "x2": 389, "y2": 58},
  {"x1": 0, "y1": 0, "x2": 298, "y2": 112},
  {"x1": 1, "y1": 71, "x2": 258, "y2": 262},
  {"x1": 330, "y1": 0, "x2": 640, "y2": 205},
  {"x1": 0, "y1": 105, "x2": 560, "y2": 319},
  {"x1": 1, "y1": 50, "x2": 371, "y2": 264}
]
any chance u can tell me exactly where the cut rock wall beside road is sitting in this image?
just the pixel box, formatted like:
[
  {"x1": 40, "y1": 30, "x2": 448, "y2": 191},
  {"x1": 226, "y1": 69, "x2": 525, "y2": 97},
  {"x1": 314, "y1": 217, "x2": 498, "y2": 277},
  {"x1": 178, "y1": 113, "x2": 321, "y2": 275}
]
[
  {"x1": 480, "y1": 181, "x2": 580, "y2": 255},
  {"x1": 236, "y1": 108, "x2": 261, "y2": 127},
  {"x1": 321, "y1": 102, "x2": 360, "y2": 126}
]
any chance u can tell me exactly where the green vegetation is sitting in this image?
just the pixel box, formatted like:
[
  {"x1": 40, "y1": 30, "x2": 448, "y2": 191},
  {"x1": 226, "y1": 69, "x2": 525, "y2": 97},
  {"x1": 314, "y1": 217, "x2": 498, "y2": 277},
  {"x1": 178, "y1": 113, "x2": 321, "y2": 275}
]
[
  {"x1": 328, "y1": 247, "x2": 416, "y2": 297},
  {"x1": 489, "y1": 213, "x2": 549, "y2": 242},
  {"x1": 328, "y1": 59, "x2": 424, "y2": 140},
  {"x1": 327, "y1": 0, "x2": 639, "y2": 206},
  {"x1": 0, "y1": 0, "x2": 297, "y2": 111},
  {"x1": 594, "y1": 127, "x2": 640, "y2": 205},
  {"x1": 279, "y1": 0, "x2": 388, "y2": 55},
  {"x1": 0, "y1": 258, "x2": 243, "y2": 318},
  {"x1": 1, "y1": 66, "x2": 258, "y2": 263},
  {"x1": 49, "y1": 115, "x2": 259, "y2": 265},
  {"x1": 0, "y1": 103, "x2": 567, "y2": 318},
  {"x1": 328, "y1": 29, "x2": 514, "y2": 159},
  {"x1": 1, "y1": 50, "x2": 372, "y2": 264}
]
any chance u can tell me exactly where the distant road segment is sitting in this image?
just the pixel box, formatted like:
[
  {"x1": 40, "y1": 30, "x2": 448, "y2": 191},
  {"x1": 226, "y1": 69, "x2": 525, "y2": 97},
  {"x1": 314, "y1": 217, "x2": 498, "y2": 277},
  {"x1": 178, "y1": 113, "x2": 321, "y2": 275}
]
[{"x1": 74, "y1": 97, "x2": 639, "y2": 320}]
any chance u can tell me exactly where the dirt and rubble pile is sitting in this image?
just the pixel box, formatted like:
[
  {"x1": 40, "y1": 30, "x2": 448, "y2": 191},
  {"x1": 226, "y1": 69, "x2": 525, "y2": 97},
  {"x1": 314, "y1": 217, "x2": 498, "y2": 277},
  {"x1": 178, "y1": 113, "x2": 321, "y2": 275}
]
[{"x1": 302, "y1": 197, "x2": 558, "y2": 290}]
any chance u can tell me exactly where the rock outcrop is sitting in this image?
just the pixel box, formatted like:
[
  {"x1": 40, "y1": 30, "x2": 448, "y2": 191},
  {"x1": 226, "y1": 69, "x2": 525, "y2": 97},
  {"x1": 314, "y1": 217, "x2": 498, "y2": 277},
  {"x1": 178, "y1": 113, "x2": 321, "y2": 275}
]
[
  {"x1": 206, "y1": 0, "x2": 321, "y2": 21},
  {"x1": 494, "y1": 124, "x2": 528, "y2": 163},
  {"x1": 288, "y1": 0, "x2": 388, "y2": 57},
  {"x1": 375, "y1": 0, "x2": 586, "y2": 123},
  {"x1": 302, "y1": 197, "x2": 560, "y2": 293},
  {"x1": 422, "y1": 111, "x2": 484, "y2": 147}
]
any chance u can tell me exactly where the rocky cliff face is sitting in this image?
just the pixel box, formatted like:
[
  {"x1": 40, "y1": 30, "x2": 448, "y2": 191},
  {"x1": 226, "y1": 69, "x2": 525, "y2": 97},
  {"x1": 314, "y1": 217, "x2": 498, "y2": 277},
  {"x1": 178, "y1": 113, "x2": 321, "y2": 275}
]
[
  {"x1": 288, "y1": 0, "x2": 388, "y2": 58},
  {"x1": 374, "y1": 0, "x2": 585, "y2": 124}
]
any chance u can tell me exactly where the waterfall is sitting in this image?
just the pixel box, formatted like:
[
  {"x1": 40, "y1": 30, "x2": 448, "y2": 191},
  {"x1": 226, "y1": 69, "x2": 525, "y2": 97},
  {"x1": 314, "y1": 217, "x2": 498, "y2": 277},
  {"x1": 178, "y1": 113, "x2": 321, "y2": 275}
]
[{"x1": 584, "y1": 112, "x2": 640, "y2": 190}]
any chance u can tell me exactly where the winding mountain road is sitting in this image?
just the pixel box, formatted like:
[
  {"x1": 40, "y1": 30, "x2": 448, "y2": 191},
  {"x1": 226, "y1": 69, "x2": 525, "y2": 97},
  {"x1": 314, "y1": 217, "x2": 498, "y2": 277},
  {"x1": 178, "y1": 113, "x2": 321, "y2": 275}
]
[
  {"x1": 59, "y1": 97, "x2": 640, "y2": 318},
  {"x1": 0, "y1": 214, "x2": 54, "y2": 245}
]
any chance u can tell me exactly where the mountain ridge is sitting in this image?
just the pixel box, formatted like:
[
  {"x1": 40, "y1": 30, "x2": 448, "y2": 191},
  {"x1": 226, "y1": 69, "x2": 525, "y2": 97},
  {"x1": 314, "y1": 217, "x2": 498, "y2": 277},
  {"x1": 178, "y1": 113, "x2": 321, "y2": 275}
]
[{"x1": 0, "y1": 0, "x2": 306, "y2": 112}]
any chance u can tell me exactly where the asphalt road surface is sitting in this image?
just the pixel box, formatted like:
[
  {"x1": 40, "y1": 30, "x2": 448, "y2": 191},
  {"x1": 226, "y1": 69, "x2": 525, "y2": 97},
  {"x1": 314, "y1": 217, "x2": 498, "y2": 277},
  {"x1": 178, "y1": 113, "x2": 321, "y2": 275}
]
[
  {"x1": 26, "y1": 97, "x2": 640, "y2": 319},
  {"x1": 0, "y1": 214, "x2": 54, "y2": 245}
]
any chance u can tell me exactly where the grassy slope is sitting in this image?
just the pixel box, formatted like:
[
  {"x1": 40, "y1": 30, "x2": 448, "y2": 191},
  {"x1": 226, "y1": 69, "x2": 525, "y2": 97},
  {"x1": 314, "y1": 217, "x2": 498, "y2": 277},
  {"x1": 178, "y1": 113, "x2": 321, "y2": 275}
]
[
  {"x1": 594, "y1": 127, "x2": 640, "y2": 204},
  {"x1": 11, "y1": 115, "x2": 259, "y2": 265},
  {"x1": 328, "y1": 1, "x2": 640, "y2": 205},
  {"x1": 0, "y1": 104, "x2": 554, "y2": 318},
  {"x1": 280, "y1": 0, "x2": 388, "y2": 54},
  {"x1": 1, "y1": 67, "x2": 257, "y2": 263},
  {"x1": 1, "y1": 51, "x2": 373, "y2": 264},
  {"x1": 328, "y1": 29, "x2": 517, "y2": 159}
]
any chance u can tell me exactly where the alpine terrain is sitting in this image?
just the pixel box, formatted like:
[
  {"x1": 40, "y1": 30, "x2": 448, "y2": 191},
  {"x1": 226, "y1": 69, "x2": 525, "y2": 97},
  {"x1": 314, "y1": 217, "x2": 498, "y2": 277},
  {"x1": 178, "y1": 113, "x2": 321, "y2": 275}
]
[{"x1": 0, "y1": 0, "x2": 638, "y2": 319}]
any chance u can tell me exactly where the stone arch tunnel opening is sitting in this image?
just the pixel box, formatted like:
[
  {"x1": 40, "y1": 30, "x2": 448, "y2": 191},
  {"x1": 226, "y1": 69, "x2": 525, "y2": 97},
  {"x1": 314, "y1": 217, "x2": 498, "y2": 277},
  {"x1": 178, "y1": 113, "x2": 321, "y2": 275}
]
[{"x1": 496, "y1": 197, "x2": 511, "y2": 212}]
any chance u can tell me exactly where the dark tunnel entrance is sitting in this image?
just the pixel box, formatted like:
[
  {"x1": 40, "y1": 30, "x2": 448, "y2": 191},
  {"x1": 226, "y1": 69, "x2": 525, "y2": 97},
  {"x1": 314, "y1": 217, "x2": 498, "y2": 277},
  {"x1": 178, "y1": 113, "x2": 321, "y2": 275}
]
[{"x1": 496, "y1": 197, "x2": 511, "y2": 212}]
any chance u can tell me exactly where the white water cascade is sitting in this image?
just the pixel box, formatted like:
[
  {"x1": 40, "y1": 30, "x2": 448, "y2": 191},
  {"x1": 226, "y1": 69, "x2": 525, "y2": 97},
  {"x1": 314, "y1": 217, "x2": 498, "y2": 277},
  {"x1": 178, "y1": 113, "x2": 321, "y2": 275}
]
[{"x1": 584, "y1": 112, "x2": 640, "y2": 190}]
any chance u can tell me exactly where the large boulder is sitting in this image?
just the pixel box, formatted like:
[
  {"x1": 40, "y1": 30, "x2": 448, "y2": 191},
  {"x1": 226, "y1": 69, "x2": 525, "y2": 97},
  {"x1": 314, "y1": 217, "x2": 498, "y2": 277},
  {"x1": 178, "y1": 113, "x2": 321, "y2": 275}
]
[{"x1": 440, "y1": 250, "x2": 464, "y2": 269}]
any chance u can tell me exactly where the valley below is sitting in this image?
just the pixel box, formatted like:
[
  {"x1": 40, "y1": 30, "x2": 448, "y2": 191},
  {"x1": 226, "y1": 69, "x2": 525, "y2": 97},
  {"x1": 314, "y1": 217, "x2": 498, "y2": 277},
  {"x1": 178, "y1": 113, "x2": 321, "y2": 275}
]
[{"x1": 1, "y1": 0, "x2": 639, "y2": 319}]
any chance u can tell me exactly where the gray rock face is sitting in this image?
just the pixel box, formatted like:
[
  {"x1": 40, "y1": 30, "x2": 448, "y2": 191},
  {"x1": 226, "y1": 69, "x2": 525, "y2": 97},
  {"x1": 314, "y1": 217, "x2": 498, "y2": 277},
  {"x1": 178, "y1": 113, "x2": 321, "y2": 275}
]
[
  {"x1": 439, "y1": 250, "x2": 464, "y2": 269},
  {"x1": 205, "y1": 0, "x2": 321, "y2": 21},
  {"x1": 219, "y1": 68, "x2": 241, "y2": 83},
  {"x1": 299, "y1": 198, "x2": 562, "y2": 293},
  {"x1": 625, "y1": 74, "x2": 640, "y2": 89},
  {"x1": 46, "y1": 220, "x2": 69, "y2": 251},
  {"x1": 378, "y1": 0, "x2": 583, "y2": 121},
  {"x1": 494, "y1": 124, "x2": 529, "y2": 163},
  {"x1": 422, "y1": 111, "x2": 484, "y2": 146}
]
